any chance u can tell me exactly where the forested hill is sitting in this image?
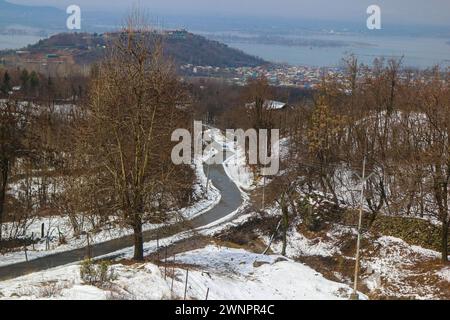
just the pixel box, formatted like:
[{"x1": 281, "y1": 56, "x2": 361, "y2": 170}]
[{"x1": 22, "y1": 31, "x2": 268, "y2": 68}]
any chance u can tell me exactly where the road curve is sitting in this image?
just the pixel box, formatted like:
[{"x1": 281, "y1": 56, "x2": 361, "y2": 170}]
[{"x1": 0, "y1": 164, "x2": 243, "y2": 281}]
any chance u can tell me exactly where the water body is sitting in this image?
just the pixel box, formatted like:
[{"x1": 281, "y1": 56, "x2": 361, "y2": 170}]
[
  {"x1": 1, "y1": 32, "x2": 448, "y2": 69},
  {"x1": 223, "y1": 33, "x2": 450, "y2": 68},
  {"x1": 0, "y1": 35, "x2": 43, "y2": 50}
]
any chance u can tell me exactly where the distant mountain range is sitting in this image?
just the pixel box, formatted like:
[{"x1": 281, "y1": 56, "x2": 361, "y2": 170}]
[
  {"x1": 2, "y1": 0, "x2": 450, "y2": 39},
  {"x1": 0, "y1": 0, "x2": 65, "y2": 33}
]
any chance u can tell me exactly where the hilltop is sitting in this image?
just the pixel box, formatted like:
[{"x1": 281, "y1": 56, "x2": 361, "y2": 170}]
[{"x1": 1, "y1": 31, "x2": 267, "y2": 72}]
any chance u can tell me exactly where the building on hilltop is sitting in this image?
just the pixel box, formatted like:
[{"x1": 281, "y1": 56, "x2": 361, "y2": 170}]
[{"x1": 245, "y1": 99, "x2": 291, "y2": 111}]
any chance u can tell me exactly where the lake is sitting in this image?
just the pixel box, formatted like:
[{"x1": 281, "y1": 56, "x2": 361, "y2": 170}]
[
  {"x1": 0, "y1": 35, "x2": 43, "y2": 50},
  {"x1": 1, "y1": 32, "x2": 449, "y2": 69},
  {"x1": 222, "y1": 33, "x2": 450, "y2": 68}
]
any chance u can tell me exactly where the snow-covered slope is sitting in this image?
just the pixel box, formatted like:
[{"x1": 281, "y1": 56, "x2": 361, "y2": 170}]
[
  {"x1": 0, "y1": 245, "x2": 361, "y2": 300},
  {"x1": 0, "y1": 263, "x2": 170, "y2": 300},
  {"x1": 170, "y1": 245, "x2": 359, "y2": 300}
]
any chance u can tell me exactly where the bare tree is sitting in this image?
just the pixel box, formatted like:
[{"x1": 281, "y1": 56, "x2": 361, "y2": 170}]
[
  {"x1": 0, "y1": 100, "x2": 35, "y2": 245},
  {"x1": 401, "y1": 69, "x2": 450, "y2": 261},
  {"x1": 76, "y1": 12, "x2": 192, "y2": 260}
]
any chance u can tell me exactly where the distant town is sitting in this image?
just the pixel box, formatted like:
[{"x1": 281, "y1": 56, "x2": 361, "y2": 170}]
[{"x1": 180, "y1": 63, "x2": 342, "y2": 88}]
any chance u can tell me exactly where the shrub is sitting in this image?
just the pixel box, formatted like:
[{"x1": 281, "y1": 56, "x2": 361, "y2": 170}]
[
  {"x1": 38, "y1": 281, "x2": 70, "y2": 298},
  {"x1": 80, "y1": 259, "x2": 115, "y2": 286}
]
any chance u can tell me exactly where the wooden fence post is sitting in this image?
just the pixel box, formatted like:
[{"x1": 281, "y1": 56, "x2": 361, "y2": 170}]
[
  {"x1": 171, "y1": 254, "x2": 176, "y2": 296},
  {"x1": 86, "y1": 232, "x2": 91, "y2": 259},
  {"x1": 164, "y1": 247, "x2": 168, "y2": 280}
]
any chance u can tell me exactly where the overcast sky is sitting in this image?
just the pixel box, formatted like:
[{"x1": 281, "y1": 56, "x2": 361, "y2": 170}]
[{"x1": 9, "y1": 0, "x2": 450, "y2": 26}]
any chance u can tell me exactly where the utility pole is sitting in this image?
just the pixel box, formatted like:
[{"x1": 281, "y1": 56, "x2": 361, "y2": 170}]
[
  {"x1": 184, "y1": 269, "x2": 189, "y2": 300},
  {"x1": 351, "y1": 155, "x2": 373, "y2": 300}
]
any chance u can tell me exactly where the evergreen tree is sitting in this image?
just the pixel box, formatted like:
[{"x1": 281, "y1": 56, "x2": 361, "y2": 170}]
[
  {"x1": 1, "y1": 71, "x2": 12, "y2": 94},
  {"x1": 29, "y1": 71, "x2": 39, "y2": 90},
  {"x1": 20, "y1": 69, "x2": 30, "y2": 94}
]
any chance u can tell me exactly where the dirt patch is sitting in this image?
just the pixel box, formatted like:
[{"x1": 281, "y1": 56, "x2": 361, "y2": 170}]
[
  {"x1": 145, "y1": 235, "x2": 213, "y2": 263},
  {"x1": 217, "y1": 214, "x2": 279, "y2": 253}
]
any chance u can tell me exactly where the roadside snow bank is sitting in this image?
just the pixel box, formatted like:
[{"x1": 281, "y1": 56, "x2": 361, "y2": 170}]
[
  {"x1": 179, "y1": 153, "x2": 221, "y2": 220},
  {"x1": 205, "y1": 128, "x2": 255, "y2": 191}
]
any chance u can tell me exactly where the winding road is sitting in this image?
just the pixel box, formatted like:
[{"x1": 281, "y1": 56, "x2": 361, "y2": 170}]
[{"x1": 0, "y1": 163, "x2": 243, "y2": 281}]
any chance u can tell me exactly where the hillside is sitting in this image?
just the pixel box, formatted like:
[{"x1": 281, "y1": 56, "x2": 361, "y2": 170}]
[
  {"x1": 19, "y1": 31, "x2": 268, "y2": 68},
  {"x1": 161, "y1": 31, "x2": 267, "y2": 67}
]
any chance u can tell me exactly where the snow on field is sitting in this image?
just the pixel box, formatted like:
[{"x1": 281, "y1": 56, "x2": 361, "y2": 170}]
[
  {"x1": 258, "y1": 205, "x2": 350, "y2": 259},
  {"x1": 170, "y1": 245, "x2": 359, "y2": 300},
  {"x1": 256, "y1": 199, "x2": 450, "y2": 299},
  {"x1": 437, "y1": 267, "x2": 450, "y2": 282},
  {"x1": 0, "y1": 263, "x2": 171, "y2": 300},
  {"x1": 265, "y1": 214, "x2": 449, "y2": 299},
  {"x1": 262, "y1": 228, "x2": 341, "y2": 258},
  {"x1": 0, "y1": 245, "x2": 360, "y2": 300},
  {"x1": 360, "y1": 235, "x2": 449, "y2": 299}
]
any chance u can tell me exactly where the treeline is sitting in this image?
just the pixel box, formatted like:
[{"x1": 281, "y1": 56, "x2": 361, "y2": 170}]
[
  {"x1": 0, "y1": 67, "x2": 89, "y2": 102},
  {"x1": 244, "y1": 57, "x2": 450, "y2": 262}
]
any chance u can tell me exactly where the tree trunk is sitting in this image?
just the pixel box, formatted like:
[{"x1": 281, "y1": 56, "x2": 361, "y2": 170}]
[
  {"x1": 281, "y1": 202, "x2": 289, "y2": 256},
  {"x1": 441, "y1": 219, "x2": 449, "y2": 262},
  {"x1": 133, "y1": 212, "x2": 144, "y2": 261},
  {"x1": 68, "y1": 214, "x2": 80, "y2": 237},
  {"x1": 0, "y1": 159, "x2": 9, "y2": 246}
]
